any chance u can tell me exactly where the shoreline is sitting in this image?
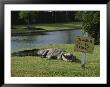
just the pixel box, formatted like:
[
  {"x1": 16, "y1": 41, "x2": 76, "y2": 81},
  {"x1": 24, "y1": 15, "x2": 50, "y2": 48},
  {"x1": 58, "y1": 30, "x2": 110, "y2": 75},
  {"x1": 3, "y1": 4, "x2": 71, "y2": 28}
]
[{"x1": 11, "y1": 28, "x2": 80, "y2": 36}]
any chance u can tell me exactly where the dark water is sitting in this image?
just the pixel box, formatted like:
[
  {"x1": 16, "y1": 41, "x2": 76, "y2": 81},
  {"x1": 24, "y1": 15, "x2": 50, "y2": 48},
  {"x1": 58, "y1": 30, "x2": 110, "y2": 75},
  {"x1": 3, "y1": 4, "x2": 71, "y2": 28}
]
[{"x1": 11, "y1": 29, "x2": 82, "y2": 51}]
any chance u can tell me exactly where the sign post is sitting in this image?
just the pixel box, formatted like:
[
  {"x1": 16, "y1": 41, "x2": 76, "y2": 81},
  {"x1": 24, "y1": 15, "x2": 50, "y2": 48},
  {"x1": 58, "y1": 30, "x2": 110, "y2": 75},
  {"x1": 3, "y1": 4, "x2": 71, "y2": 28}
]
[
  {"x1": 81, "y1": 32, "x2": 87, "y2": 68},
  {"x1": 81, "y1": 52, "x2": 86, "y2": 68},
  {"x1": 74, "y1": 32, "x2": 94, "y2": 68}
]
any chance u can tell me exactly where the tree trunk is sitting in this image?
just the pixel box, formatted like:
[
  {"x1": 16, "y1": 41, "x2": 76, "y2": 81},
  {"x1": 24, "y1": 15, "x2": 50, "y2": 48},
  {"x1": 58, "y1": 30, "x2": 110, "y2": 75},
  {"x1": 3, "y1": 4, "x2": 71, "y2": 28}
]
[{"x1": 27, "y1": 16, "x2": 31, "y2": 29}]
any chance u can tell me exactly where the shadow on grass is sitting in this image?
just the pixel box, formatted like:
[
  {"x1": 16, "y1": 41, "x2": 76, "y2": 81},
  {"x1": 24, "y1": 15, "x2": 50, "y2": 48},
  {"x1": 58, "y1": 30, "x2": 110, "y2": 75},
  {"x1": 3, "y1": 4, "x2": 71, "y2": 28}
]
[
  {"x1": 23, "y1": 27, "x2": 46, "y2": 30},
  {"x1": 74, "y1": 58, "x2": 81, "y2": 63}
]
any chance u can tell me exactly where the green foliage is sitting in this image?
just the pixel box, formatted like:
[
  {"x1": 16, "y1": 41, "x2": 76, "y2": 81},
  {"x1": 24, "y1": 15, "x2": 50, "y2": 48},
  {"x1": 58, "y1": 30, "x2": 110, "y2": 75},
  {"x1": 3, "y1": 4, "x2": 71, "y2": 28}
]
[
  {"x1": 19, "y1": 11, "x2": 37, "y2": 25},
  {"x1": 75, "y1": 11, "x2": 100, "y2": 44},
  {"x1": 74, "y1": 11, "x2": 83, "y2": 21}
]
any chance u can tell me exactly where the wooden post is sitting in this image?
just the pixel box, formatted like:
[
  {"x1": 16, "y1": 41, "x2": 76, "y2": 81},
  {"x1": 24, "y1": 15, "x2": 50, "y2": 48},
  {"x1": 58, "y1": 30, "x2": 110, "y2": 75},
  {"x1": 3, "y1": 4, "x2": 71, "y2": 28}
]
[
  {"x1": 74, "y1": 32, "x2": 94, "y2": 68},
  {"x1": 81, "y1": 52, "x2": 86, "y2": 68},
  {"x1": 81, "y1": 32, "x2": 88, "y2": 68}
]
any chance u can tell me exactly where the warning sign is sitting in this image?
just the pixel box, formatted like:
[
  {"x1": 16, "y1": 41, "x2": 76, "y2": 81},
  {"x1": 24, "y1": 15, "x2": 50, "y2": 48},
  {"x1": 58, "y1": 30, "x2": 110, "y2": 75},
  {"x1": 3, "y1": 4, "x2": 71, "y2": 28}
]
[{"x1": 74, "y1": 36, "x2": 94, "y2": 53}]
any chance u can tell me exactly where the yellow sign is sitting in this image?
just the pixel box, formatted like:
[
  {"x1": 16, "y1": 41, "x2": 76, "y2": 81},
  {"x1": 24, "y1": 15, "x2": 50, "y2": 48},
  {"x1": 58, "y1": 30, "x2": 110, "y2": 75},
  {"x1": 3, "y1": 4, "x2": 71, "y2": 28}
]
[{"x1": 74, "y1": 36, "x2": 94, "y2": 53}]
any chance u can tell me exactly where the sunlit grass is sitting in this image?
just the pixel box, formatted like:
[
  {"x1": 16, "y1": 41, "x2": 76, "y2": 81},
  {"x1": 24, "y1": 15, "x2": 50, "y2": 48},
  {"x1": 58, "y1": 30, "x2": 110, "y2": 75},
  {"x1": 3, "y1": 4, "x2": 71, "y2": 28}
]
[
  {"x1": 11, "y1": 22, "x2": 82, "y2": 33},
  {"x1": 11, "y1": 44, "x2": 100, "y2": 77}
]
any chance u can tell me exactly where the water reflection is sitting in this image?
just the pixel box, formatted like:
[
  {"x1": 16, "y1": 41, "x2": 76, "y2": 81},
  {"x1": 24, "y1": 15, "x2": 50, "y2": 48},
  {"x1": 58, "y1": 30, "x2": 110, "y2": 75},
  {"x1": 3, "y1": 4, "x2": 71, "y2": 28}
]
[{"x1": 11, "y1": 29, "x2": 82, "y2": 51}]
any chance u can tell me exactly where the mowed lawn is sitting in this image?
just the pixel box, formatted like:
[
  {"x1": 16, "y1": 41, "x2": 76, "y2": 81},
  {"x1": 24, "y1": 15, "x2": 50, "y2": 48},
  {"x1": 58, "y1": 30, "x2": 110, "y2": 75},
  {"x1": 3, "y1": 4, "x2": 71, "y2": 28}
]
[
  {"x1": 11, "y1": 44, "x2": 100, "y2": 77},
  {"x1": 11, "y1": 22, "x2": 82, "y2": 33}
]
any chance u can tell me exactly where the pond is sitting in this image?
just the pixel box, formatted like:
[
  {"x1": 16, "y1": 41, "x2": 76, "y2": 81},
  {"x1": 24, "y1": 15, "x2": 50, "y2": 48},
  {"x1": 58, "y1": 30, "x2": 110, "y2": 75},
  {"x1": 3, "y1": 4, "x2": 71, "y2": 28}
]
[{"x1": 11, "y1": 29, "x2": 83, "y2": 52}]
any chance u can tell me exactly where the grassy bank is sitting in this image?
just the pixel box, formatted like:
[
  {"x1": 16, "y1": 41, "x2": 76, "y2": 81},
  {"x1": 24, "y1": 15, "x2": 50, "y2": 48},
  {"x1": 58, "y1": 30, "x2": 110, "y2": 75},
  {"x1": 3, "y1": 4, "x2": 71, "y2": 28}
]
[
  {"x1": 11, "y1": 44, "x2": 100, "y2": 77},
  {"x1": 11, "y1": 22, "x2": 82, "y2": 34}
]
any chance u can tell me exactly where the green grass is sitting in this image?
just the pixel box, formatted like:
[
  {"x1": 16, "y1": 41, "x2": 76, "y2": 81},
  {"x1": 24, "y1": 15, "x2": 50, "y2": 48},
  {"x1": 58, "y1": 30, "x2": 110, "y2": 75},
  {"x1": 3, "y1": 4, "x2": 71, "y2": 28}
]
[
  {"x1": 11, "y1": 22, "x2": 82, "y2": 33},
  {"x1": 33, "y1": 22, "x2": 82, "y2": 30},
  {"x1": 11, "y1": 44, "x2": 100, "y2": 77}
]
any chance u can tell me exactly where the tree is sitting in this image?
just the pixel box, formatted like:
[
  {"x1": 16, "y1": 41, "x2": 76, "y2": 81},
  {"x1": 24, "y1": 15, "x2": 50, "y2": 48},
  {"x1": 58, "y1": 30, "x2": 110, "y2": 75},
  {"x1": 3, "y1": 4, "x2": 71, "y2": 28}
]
[
  {"x1": 75, "y1": 11, "x2": 100, "y2": 44},
  {"x1": 19, "y1": 11, "x2": 37, "y2": 29},
  {"x1": 11, "y1": 11, "x2": 20, "y2": 25}
]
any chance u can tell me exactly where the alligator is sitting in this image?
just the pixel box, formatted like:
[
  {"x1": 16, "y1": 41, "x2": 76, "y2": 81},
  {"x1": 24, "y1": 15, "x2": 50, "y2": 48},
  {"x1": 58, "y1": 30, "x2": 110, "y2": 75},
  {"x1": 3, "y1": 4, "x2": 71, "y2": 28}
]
[{"x1": 12, "y1": 48, "x2": 76, "y2": 62}]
